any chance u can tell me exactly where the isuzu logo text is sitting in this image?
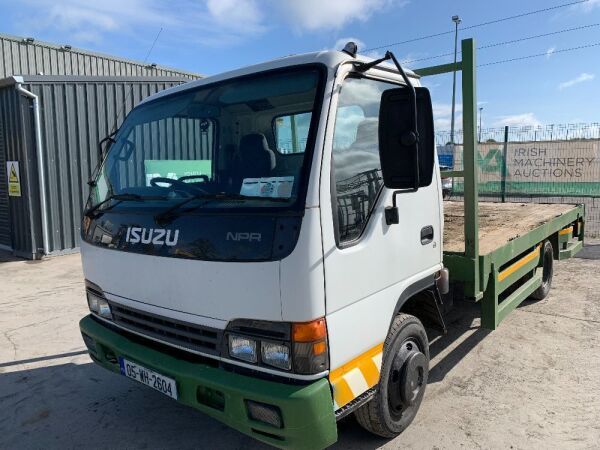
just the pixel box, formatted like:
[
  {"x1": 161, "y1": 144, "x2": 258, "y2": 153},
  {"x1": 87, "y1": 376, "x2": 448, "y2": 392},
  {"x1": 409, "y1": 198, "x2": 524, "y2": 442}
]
[
  {"x1": 226, "y1": 232, "x2": 262, "y2": 242},
  {"x1": 125, "y1": 227, "x2": 179, "y2": 246}
]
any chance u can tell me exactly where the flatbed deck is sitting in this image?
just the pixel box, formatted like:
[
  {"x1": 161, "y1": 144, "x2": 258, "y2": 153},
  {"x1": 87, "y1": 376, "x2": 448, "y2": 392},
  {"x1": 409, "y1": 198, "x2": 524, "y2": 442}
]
[
  {"x1": 443, "y1": 201, "x2": 576, "y2": 255},
  {"x1": 442, "y1": 200, "x2": 584, "y2": 329}
]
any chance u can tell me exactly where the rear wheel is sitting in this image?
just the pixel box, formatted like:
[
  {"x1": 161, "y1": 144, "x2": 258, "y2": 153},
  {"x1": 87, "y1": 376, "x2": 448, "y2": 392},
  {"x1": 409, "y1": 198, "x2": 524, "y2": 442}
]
[
  {"x1": 530, "y1": 240, "x2": 553, "y2": 300},
  {"x1": 354, "y1": 313, "x2": 429, "y2": 438}
]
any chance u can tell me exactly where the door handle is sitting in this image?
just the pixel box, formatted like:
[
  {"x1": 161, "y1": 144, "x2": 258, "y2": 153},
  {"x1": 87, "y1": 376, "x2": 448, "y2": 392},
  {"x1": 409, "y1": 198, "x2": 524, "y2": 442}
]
[{"x1": 421, "y1": 226, "x2": 434, "y2": 245}]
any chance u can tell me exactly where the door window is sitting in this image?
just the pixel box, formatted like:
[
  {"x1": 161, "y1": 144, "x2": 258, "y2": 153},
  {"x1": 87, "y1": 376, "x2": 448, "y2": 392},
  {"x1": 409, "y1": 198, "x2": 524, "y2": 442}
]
[{"x1": 332, "y1": 76, "x2": 398, "y2": 243}]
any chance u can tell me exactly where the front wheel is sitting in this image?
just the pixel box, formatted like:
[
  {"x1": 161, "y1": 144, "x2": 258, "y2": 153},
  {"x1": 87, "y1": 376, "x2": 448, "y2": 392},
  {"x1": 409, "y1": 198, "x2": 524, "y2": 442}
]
[{"x1": 354, "y1": 313, "x2": 429, "y2": 438}]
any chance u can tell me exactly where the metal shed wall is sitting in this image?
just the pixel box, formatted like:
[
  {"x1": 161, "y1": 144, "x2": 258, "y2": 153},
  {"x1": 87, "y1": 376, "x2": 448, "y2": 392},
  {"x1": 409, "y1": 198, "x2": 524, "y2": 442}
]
[
  {"x1": 0, "y1": 33, "x2": 201, "y2": 80},
  {"x1": 0, "y1": 93, "x2": 8, "y2": 249},
  {"x1": 0, "y1": 76, "x2": 191, "y2": 258},
  {"x1": 0, "y1": 86, "x2": 39, "y2": 254}
]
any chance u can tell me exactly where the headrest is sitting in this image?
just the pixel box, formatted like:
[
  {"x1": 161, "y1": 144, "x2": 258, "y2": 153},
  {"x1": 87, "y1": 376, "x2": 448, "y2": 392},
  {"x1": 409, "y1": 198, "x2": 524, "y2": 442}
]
[
  {"x1": 240, "y1": 133, "x2": 269, "y2": 153},
  {"x1": 239, "y1": 133, "x2": 276, "y2": 174}
]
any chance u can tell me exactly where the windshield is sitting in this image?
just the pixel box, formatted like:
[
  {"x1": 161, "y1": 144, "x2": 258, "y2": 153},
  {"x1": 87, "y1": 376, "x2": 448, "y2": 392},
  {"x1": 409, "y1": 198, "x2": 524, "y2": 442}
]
[{"x1": 88, "y1": 66, "x2": 324, "y2": 214}]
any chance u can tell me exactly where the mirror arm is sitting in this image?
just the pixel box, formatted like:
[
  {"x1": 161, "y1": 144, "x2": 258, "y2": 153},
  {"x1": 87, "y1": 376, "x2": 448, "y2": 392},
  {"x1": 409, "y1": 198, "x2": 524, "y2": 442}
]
[
  {"x1": 386, "y1": 51, "x2": 420, "y2": 190},
  {"x1": 385, "y1": 188, "x2": 419, "y2": 226}
]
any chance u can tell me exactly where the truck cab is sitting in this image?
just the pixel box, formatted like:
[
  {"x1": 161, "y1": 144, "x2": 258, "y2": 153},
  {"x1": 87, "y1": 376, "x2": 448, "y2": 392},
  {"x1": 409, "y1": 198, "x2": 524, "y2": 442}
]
[{"x1": 79, "y1": 46, "x2": 445, "y2": 449}]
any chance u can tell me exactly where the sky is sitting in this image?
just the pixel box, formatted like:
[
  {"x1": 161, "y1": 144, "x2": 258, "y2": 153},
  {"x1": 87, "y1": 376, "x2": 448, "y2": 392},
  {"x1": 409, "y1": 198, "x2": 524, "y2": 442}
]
[{"x1": 1, "y1": 0, "x2": 599, "y2": 131}]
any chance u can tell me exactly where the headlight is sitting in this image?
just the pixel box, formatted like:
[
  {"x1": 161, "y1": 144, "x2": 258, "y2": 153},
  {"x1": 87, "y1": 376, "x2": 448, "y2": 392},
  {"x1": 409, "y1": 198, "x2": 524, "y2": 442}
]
[
  {"x1": 87, "y1": 290, "x2": 112, "y2": 320},
  {"x1": 261, "y1": 341, "x2": 291, "y2": 370},
  {"x1": 225, "y1": 318, "x2": 328, "y2": 375},
  {"x1": 228, "y1": 335, "x2": 257, "y2": 363}
]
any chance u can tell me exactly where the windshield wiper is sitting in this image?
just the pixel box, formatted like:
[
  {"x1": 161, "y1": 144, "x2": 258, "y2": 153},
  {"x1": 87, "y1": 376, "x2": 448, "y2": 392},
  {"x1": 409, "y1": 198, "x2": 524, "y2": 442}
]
[
  {"x1": 84, "y1": 193, "x2": 162, "y2": 218},
  {"x1": 154, "y1": 193, "x2": 289, "y2": 223}
]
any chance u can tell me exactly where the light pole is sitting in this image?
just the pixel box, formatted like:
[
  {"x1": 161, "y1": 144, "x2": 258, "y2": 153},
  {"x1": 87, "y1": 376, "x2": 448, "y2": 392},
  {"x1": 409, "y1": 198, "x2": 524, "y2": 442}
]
[
  {"x1": 450, "y1": 15, "x2": 461, "y2": 145},
  {"x1": 478, "y1": 106, "x2": 483, "y2": 142}
]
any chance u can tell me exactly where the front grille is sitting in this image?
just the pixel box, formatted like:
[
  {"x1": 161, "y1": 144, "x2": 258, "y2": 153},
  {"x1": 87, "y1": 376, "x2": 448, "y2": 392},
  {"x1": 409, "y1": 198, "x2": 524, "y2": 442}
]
[{"x1": 109, "y1": 302, "x2": 222, "y2": 356}]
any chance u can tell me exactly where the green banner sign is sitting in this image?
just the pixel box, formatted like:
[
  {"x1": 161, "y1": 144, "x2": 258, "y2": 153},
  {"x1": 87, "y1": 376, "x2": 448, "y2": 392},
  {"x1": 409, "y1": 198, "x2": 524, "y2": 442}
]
[{"x1": 449, "y1": 140, "x2": 600, "y2": 196}]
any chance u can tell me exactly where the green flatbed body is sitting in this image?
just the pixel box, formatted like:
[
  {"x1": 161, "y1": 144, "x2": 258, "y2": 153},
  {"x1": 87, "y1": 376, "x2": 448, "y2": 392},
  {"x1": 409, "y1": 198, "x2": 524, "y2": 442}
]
[
  {"x1": 442, "y1": 201, "x2": 584, "y2": 329},
  {"x1": 416, "y1": 40, "x2": 585, "y2": 330}
]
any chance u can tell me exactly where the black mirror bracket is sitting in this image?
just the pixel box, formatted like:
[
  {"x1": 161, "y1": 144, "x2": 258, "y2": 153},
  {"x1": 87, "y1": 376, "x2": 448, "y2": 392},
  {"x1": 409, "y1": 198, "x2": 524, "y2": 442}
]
[{"x1": 385, "y1": 188, "x2": 418, "y2": 225}]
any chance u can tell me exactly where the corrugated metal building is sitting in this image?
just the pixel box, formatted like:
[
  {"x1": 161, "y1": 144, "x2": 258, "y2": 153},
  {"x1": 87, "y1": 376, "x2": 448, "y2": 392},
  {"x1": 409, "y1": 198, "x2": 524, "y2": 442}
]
[
  {"x1": 0, "y1": 33, "x2": 199, "y2": 79},
  {"x1": 0, "y1": 34, "x2": 201, "y2": 258},
  {"x1": 0, "y1": 76, "x2": 194, "y2": 258}
]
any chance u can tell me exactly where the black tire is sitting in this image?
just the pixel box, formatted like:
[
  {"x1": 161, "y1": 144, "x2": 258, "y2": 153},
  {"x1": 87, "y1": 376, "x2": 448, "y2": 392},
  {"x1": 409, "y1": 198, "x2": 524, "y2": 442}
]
[
  {"x1": 530, "y1": 240, "x2": 553, "y2": 300},
  {"x1": 354, "y1": 314, "x2": 429, "y2": 438}
]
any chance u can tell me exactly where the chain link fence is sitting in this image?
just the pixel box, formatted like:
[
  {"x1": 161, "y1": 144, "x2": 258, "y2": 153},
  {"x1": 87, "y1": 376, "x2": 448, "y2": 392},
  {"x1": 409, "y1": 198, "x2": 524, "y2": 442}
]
[
  {"x1": 437, "y1": 123, "x2": 600, "y2": 238},
  {"x1": 436, "y1": 123, "x2": 600, "y2": 146}
]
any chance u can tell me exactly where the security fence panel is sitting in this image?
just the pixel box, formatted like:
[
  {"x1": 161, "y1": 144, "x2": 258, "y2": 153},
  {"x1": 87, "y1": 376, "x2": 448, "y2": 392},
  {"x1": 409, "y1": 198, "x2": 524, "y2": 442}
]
[{"x1": 436, "y1": 123, "x2": 600, "y2": 238}]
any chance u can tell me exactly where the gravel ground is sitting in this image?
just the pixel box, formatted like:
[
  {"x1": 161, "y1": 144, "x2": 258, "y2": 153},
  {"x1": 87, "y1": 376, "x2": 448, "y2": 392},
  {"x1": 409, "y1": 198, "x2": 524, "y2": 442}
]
[{"x1": 1, "y1": 243, "x2": 599, "y2": 449}]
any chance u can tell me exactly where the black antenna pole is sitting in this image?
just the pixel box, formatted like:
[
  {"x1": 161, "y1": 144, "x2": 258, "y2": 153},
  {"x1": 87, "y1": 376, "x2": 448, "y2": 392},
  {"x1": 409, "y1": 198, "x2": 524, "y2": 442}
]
[{"x1": 110, "y1": 27, "x2": 164, "y2": 135}]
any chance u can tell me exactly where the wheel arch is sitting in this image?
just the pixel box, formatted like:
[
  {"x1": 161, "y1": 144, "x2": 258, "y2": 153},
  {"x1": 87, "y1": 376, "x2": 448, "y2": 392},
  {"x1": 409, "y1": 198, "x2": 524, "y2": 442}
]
[{"x1": 387, "y1": 274, "x2": 435, "y2": 335}]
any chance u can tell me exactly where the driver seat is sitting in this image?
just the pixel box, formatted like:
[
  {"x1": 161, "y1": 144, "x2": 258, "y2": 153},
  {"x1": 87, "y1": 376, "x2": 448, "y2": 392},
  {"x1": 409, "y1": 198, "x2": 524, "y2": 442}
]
[{"x1": 238, "y1": 133, "x2": 276, "y2": 178}]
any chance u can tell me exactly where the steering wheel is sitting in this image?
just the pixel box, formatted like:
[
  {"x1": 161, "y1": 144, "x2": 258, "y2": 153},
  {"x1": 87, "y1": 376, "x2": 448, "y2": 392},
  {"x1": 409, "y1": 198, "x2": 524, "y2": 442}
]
[
  {"x1": 149, "y1": 177, "x2": 207, "y2": 195},
  {"x1": 178, "y1": 174, "x2": 209, "y2": 183}
]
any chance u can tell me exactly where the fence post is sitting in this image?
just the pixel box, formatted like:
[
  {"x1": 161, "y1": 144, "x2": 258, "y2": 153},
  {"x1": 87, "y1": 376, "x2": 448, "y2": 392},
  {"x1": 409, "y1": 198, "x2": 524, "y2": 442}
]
[{"x1": 501, "y1": 125, "x2": 509, "y2": 203}]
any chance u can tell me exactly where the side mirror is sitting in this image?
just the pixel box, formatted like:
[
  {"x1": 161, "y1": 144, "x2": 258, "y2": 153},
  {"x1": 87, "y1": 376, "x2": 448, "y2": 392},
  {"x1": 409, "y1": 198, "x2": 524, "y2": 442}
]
[{"x1": 378, "y1": 86, "x2": 435, "y2": 190}]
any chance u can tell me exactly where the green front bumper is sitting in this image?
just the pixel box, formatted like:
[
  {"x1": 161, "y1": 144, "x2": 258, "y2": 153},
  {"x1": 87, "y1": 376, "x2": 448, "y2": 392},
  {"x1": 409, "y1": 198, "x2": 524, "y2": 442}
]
[{"x1": 80, "y1": 315, "x2": 337, "y2": 449}]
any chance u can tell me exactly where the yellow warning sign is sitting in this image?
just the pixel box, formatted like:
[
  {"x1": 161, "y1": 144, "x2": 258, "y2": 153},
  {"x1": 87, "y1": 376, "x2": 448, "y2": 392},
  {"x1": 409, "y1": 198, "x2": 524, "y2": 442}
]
[{"x1": 6, "y1": 161, "x2": 21, "y2": 197}]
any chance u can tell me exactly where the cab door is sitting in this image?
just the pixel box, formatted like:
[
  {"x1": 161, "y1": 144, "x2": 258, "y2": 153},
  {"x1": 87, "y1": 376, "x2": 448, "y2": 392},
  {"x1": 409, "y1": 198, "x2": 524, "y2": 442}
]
[{"x1": 320, "y1": 71, "x2": 443, "y2": 402}]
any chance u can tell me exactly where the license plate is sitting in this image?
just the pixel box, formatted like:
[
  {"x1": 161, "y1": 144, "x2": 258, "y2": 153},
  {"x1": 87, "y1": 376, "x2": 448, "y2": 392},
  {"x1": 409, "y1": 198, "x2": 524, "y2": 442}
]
[{"x1": 118, "y1": 357, "x2": 178, "y2": 400}]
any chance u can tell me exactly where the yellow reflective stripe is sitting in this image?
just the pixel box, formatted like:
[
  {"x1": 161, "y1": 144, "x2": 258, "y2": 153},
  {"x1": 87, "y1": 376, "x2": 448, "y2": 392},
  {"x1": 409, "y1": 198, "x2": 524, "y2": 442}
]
[
  {"x1": 332, "y1": 377, "x2": 355, "y2": 407},
  {"x1": 330, "y1": 343, "x2": 384, "y2": 409},
  {"x1": 361, "y1": 358, "x2": 380, "y2": 387},
  {"x1": 329, "y1": 343, "x2": 383, "y2": 382},
  {"x1": 498, "y1": 244, "x2": 541, "y2": 282},
  {"x1": 559, "y1": 226, "x2": 573, "y2": 236}
]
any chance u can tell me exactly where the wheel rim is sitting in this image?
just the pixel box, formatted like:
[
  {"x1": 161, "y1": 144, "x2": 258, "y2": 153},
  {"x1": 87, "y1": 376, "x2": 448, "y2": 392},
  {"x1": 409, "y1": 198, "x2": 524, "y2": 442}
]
[{"x1": 387, "y1": 338, "x2": 427, "y2": 421}]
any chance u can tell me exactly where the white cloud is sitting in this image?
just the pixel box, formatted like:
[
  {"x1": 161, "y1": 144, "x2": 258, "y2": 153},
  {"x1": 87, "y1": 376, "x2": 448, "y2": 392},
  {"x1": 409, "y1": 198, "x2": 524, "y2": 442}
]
[
  {"x1": 206, "y1": 0, "x2": 264, "y2": 35},
  {"x1": 16, "y1": 0, "x2": 266, "y2": 49},
  {"x1": 546, "y1": 47, "x2": 555, "y2": 59},
  {"x1": 558, "y1": 72, "x2": 595, "y2": 90},
  {"x1": 433, "y1": 102, "x2": 462, "y2": 118},
  {"x1": 433, "y1": 102, "x2": 462, "y2": 131},
  {"x1": 15, "y1": 0, "x2": 407, "y2": 51},
  {"x1": 275, "y1": 0, "x2": 403, "y2": 32},
  {"x1": 422, "y1": 80, "x2": 441, "y2": 90},
  {"x1": 494, "y1": 113, "x2": 542, "y2": 128},
  {"x1": 574, "y1": 0, "x2": 600, "y2": 11},
  {"x1": 397, "y1": 52, "x2": 428, "y2": 67}
]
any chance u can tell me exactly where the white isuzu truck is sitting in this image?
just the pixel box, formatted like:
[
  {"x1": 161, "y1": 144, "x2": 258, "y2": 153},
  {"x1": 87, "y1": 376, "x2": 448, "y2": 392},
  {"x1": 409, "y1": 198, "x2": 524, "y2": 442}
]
[{"x1": 79, "y1": 39, "x2": 584, "y2": 449}]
